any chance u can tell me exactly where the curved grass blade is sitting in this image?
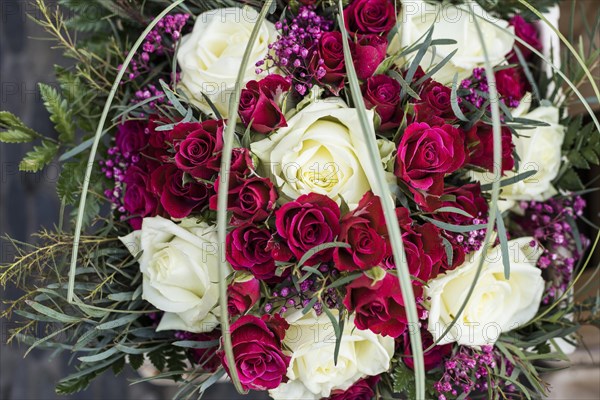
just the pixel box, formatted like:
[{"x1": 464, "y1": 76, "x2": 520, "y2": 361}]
[
  {"x1": 337, "y1": 3, "x2": 426, "y2": 397},
  {"x1": 67, "y1": 0, "x2": 186, "y2": 304},
  {"x1": 215, "y1": 1, "x2": 275, "y2": 394},
  {"x1": 426, "y1": 3, "x2": 505, "y2": 350}
]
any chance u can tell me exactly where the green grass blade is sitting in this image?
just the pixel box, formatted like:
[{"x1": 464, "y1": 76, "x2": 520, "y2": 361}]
[
  {"x1": 337, "y1": 2, "x2": 426, "y2": 397},
  {"x1": 67, "y1": 0, "x2": 186, "y2": 304},
  {"x1": 216, "y1": 1, "x2": 274, "y2": 394}
]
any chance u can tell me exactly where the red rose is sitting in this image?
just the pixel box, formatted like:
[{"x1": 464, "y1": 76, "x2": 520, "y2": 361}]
[
  {"x1": 239, "y1": 74, "x2": 291, "y2": 134},
  {"x1": 509, "y1": 14, "x2": 542, "y2": 62},
  {"x1": 429, "y1": 184, "x2": 489, "y2": 226},
  {"x1": 176, "y1": 330, "x2": 221, "y2": 372},
  {"x1": 362, "y1": 74, "x2": 403, "y2": 130},
  {"x1": 395, "y1": 122, "x2": 467, "y2": 202},
  {"x1": 226, "y1": 224, "x2": 277, "y2": 281},
  {"x1": 414, "y1": 81, "x2": 455, "y2": 126},
  {"x1": 466, "y1": 123, "x2": 515, "y2": 173},
  {"x1": 343, "y1": 272, "x2": 421, "y2": 338},
  {"x1": 227, "y1": 277, "x2": 261, "y2": 316},
  {"x1": 402, "y1": 329, "x2": 452, "y2": 371},
  {"x1": 381, "y1": 209, "x2": 445, "y2": 283},
  {"x1": 210, "y1": 173, "x2": 278, "y2": 225},
  {"x1": 122, "y1": 162, "x2": 159, "y2": 229},
  {"x1": 343, "y1": 0, "x2": 396, "y2": 35},
  {"x1": 334, "y1": 192, "x2": 390, "y2": 271},
  {"x1": 495, "y1": 67, "x2": 526, "y2": 107},
  {"x1": 230, "y1": 147, "x2": 253, "y2": 176},
  {"x1": 352, "y1": 35, "x2": 388, "y2": 80},
  {"x1": 328, "y1": 375, "x2": 380, "y2": 400},
  {"x1": 275, "y1": 193, "x2": 341, "y2": 266},
  {"x1": 115, "y1": 120, "x2": 146, "y2": 157},
  {"x1": 311, "y1": 31, "x2": 346, "y2": 93},
  {"x1": 221, "y1": 315, "x2": 290, "y2": 391},
  {"x1": 173, "y1": 121, "x2": 223, "y2": 179},
  {"x1": 150, "y1": 164, "x2": 212, "y2": 219}
]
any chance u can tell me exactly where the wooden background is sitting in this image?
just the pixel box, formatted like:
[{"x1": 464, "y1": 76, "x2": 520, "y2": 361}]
[{"x1": 0, "y1": 1, "x2": 597, "y2": 399}]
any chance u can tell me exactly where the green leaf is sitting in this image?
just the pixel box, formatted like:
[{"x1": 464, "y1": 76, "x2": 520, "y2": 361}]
[
  {"x1": 0, "y1": 111, "x2": 40, "y2": 137},
  {"x1": 26, "y1": 300, "x2": 80, "y2": 323},
  {"x1": 96, "y1": 313, "x2": 139, "y2": 330},
  {"x1": 57, "y1": 162, "x2": 84, "y2": 204},
  {"x1": 0, "y1": 129, "x2": 35, "y2": 143},
  {"x1": 322, "y1": 307, "x2": 342, "y2": 365},
  {"x1": 39, "y1": 83, "x2": 75, "y2": 142},
  {"x1": 480, "y1": 169, "x2": 538, "y2": 191},
  {"x1": 19, "y1": 141, "x2": 59, "y2": 172},
  {"x1": 495, "y1": 209, "x2": 511, "y2": 279},
  {"x1": 422, "y1": 216, "x2": 487, "y2": 233},
  {"x1": 434, "y1": 206, "x2": 474, "y2": 219},
  {"x1": 173, "y1": 340, "x2": 219, "y2": 349},
  {"x1": 128, "y1": 353, "x2": 145, "y2": 370},
  {"x1": 568, "y1": 150, "x2": 590, "y2": 169}
]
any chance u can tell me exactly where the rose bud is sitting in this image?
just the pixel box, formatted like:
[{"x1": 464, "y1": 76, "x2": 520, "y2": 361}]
[
  {"x1": 402, "y1": 329, "x2": 452, "y2": 371},
  {"x1": 509, "y1": 14, "x2": 542, "y2": 62},
  {"x1": 362, "y1": 74, "x2": 403, "y2": 130},
  {"x1": 239, "y1": 74, "x2": 291, "y2": 134},
  {"x1": 115, "y1": 120, "x2": 146, "y2": 158},
  {"x1": 311, "y1": 31, "x2": 346, "y2": 94},
  {"x1": 275, "y1": 193, "x2": 341, "y2": 266},
  {"x1": 227, "y1": 275, "x2": 261, "y2": 316},
  {"x1": 220, "y1": 315, "x2": 290, "y2": 391},
  {"x1": 122, "y1": 162, "x2": 158, "y2": 230},
  {"x1": 352, "y1": 34, "x2": 388, "y2": 80},
  {"x1": 328, "y1": 375, "x2": 380, "y2": 400},
  {"x1": 466, "y1": 123, "x2": 515, "y2": 173},
  {"x1": 334, "y1": 192, "x2": 390, "y2": 271},
  {"x1": 495, "y1": 67, "x2": 527, "y2": 107},
  {"x1": 343, "y1": 272, "x2": 423, "y2": 338},
  {"x1": 173, "y1": 120, "x2": 224, "y2": 179},
  {"x1": 343, "y1": 0, "x2": 396, "y2": 36}
]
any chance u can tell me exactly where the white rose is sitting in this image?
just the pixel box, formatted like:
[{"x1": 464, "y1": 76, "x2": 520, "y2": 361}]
[
  {"x1": 474, "y1": 106, "x2": 565, "y2": 207},
  {"x1": 120, "y1": 216, "x2": 230, "y2": 333},
  {"x1": 251, "y1": 98, "x2": 396, "y2": 209},
  {"x1": 177, "y1": 7, "x2": 276, "y2": 117},
  {"x1": 395, "y1": 0, "x2": 514, "y2": 84},
  {"x1": 426, "y1": 237, "x2": 545, "y2": 347},
  {"x1": 269, "y1": 310, "x2": 394, "y2": 400}
]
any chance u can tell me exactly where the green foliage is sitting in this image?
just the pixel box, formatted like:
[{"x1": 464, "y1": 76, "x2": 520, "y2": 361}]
[
  {"x1": 0, "y1": 112, "x2": 41, "y2": 143},
  {"x1": 391, "y1": 361, "x2": 438, "y2": 399},
  {"x1": 39, "y1": 83, "x2": 76, "y2": 143},
  {"x1": 19, "y1": 141, "x2": 59, "y2": 172},
  {"x1": 555, "y1": 116, "x2": 600, "y2": 190}
]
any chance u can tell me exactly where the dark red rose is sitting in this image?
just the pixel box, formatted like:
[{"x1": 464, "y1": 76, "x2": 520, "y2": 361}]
[
  {"x1": 334, "y1": 192, "x2": 389, "y2": 271},
  {"x1": 210, "y1": 173, "x2": 278, "y2": 225},
  {"x1": 395, "y1": 122, "x2": 467, "y2": 203},
  {"x1": 173, "y1": 121, "x2": 223, "y2": 180},
  {"x1": 220, "y1": 315, "x2": 290, "y2": 391},
  {"x1": 402, "y1": 329, "x2": 452, "y2": 371},
  {"x1": 466, "y1": 123, "x2": 515, "y2": 173},
  {"x1": 495, "y1": 67, "x2": 526, "y2": 106},
  {"x1": 116, "y1": 120, "x2": 146, "y2": 157},
  {"x1": 414, "y1": 81, "x2": 455, "y2": 126},
  {"x1": 343, "y1": 272, "x2": 422, "y2": 338},
  {"x1": 328, "y1": 375, "x2": 380, "y2": 400},
  {"x1": 311, "y1": 31, "x2": 346, "y2": 93},
  {"x1": 362, "y1": 74, "x2": 403, "y2": 130},
  {"x1": 147, "y1": 116, "x2": 174, "y2": 159},
  {"x1": 227, "y1": 277, "x2": 261, "y2": 316},
  {"x1": 150, "y1": 164, "x2": 211, "y2": 219},
  {"x1": 176, "y1": 330, "x2": 221, "y2": 372},
  {"x1": 122, "y1": 162, "x2": 159, "y2": 229},
  {"x1": 226, "y1": 224, "x2": 277, "y2": 281},
  {"x1": 509, "y1": 14, "x2": 542, "y2": 63},
  {"x1": 381, "y1": 209, "x2": 445, "y2": 283},
  {"x1": 275, "y1": 193, "x2": 341, "y2": 266},
  {"x1": 352, "y1": 35, "x2": 388, "y2": 80},
  {"x1": 230, "y1": 147, "x2": 254, "y2": 176},
  {"x1": 344, "y1": 0, "x2": 396, "y2": 35},
  {"x1": 239, "y1": 74, "x2": 291, "y2": 134},
  {"x1": 429, "y1": 183, "x2": 489, "y2": 226}
]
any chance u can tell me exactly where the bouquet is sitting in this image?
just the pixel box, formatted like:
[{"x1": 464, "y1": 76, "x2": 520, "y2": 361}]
[{"x1": 1, "y1": 0, "x2": 599, "y2": 399}]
